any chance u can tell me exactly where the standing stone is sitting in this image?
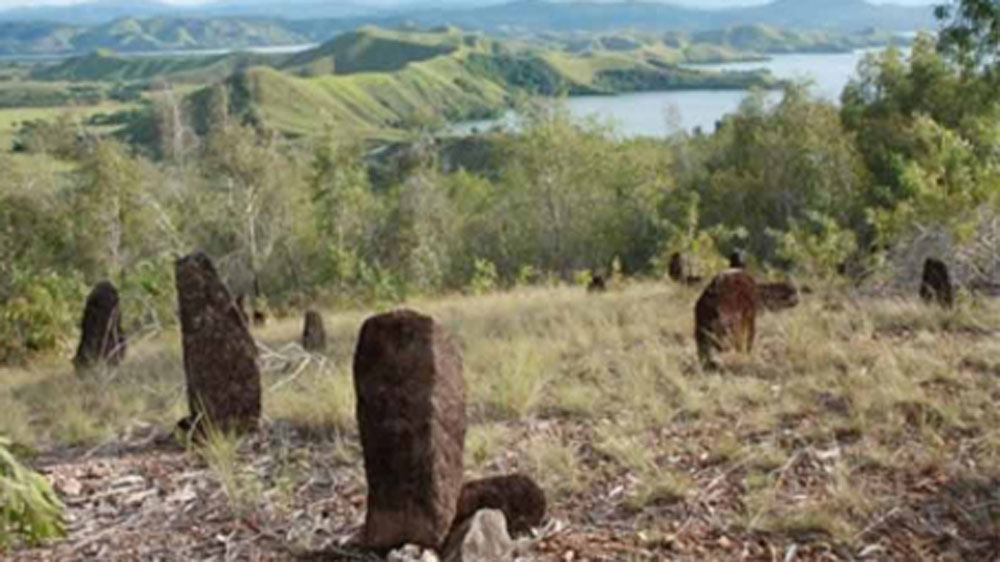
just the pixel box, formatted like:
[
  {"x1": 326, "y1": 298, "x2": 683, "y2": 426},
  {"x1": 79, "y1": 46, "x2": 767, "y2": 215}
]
[
  {"x1": 302, "y1": 309, "x2": 327, "y2": 352},
  {"x1": 442, "y1": 510, "x2": 514, "y2": 562},
  {"x1": 695, "y1": 269, "x2": 757, "y2": 368},
  {"x1": 455, "y1": 474, "x2": 546, "y2": 537},
  {"x1": 175, "y1": 251, "x2": 261, "y2": 436},
  {"x1": 920, "y1": 258, "x2": 954, "y2": 308},
  {"x1": 354, "y1": 309, "x2": 466, "y2": 551},
  {"x1": 668, "y1": 252, "x2": 687, "y2": 283},
  {"x1": 587, "y1": 273, "x2": 607, "y2": 293},
  {"x1": 729, "y1": 250, "x2": 746, "y2": 269},
  {"x1": 73, "y1": 281, "x2": 126, "y2": 373}
]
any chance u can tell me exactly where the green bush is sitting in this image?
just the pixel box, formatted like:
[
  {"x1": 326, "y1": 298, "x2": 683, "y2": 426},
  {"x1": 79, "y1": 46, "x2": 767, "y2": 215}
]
[
  {"x1": 0, "y1": 437, "x2": 65, "y2": 548},
  {"x1": 0, "y1": 269, "x2": 83, "y2": 364}
]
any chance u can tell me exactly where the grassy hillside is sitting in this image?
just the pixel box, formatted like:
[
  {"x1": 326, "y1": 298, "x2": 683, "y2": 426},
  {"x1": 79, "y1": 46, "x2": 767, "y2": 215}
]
[
  {"x1": 284, "y1": 26, "x2": 464, "y2": 75},
  {"x1": 4, "y1": 282, "x2": 998, "y2": 559},
  {"x1": 0, "y1": 17, "x2": 309, "y2": 56},
  {"x1": 31, "y1": 49, "x2": 285, "y2": 83},
  {"x1": 183, "y1": 27, "x2": 774, "y2": 139},
  {"x1": 692, "y1": 24, "x2": 906, "y2": 54}
]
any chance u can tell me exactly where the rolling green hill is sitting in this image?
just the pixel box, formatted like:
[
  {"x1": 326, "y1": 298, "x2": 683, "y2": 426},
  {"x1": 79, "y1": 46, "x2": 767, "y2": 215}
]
[
  {"x1": 0, "y1": 17, "x2": 308, "y2": 56},
  {"x1": 283, "y1": 26, "x2": 464, "y2": 75},
  {"x1": 179, "y1": 26, "x2": 775, "y2": 140},
  {"x1": 691, "y1": 24, "x2": 905, "y2": 54},
  {"x1": 31, "y1": 49, "x2": 285, "y2": 83}
]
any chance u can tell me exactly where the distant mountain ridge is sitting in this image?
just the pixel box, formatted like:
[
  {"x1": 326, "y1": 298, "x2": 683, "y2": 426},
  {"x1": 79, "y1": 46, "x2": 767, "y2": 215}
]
[{"x1": 0, "y1": 0, "x2": 936, "y2": 56}]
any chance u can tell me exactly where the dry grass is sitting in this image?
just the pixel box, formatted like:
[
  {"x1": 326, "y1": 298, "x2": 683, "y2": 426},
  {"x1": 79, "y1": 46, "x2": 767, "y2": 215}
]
[{"x1": 3, "y1": 281, "x2": 1000, "y2": 559}]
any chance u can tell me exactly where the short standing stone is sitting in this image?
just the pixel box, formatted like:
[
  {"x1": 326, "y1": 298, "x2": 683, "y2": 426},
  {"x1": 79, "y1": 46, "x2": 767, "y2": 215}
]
[
  {"x1": 668, "y1": 252, "x2": 687, "y2": 282},
  {"x1": 920, "y1": 258, "x2": 954, "y2": 308},
  {"x1": 587, "y1": 274, "x2": 607, "y2": 293},
  {"x1": 455, "y1": 474, "x2": 546, "y2": 537},
  {"x1": 354, "y1": 309, "x2": 466, "y2": 551},
  {"x1": 175, "y1": 251, "x2": 261, "y2": 436},
  {"x1": 695, "y1": 269, "x2": 757, "y2": 368},
  {"x1": 729, "y1": 250, "x2": 746, "y2": 269},
  {"x1": 73, "y1": 280, "x2": 126, "y2": 373},
  {"x1": 302, "y1": 309, "x2": 327, "y2": 352}
]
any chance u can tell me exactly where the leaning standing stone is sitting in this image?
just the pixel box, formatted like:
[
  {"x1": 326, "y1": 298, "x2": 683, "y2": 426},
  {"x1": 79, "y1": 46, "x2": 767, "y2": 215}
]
[
  {"x1": 302, "y1": 309, "x2": 327, "y2": 352},
  {"x1": 354, "y1": 309, "x2": 466, "y2": 551},
  {"x1": 175, "y1": 251, "x2": 261, "y2": 436},
  {"x1": 73, "y1": 280, "x2": 126, "y2": 374}
]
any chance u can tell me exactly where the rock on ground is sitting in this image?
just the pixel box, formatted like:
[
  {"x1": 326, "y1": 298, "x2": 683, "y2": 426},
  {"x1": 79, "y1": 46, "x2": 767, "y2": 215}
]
[
  {"x1": 456, "y1": 474, "x2": 546, "y2": 537},
  {"x1": 443, "y1": 509, "x2": 514, "y2": 562}
]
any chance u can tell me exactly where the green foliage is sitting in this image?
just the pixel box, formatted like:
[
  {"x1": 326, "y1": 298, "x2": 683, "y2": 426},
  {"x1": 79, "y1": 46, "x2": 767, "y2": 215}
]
[
  {"x1": 0, "y1": 437, "x2": 65, "y2": 548},
  {"x1": 0, "y1": 269, "x2": 83, "y2": 364},
  {"x1": 770, "y1": 212, "x2": 858, "y2": 282},
  {"x1": 935, "y1": 0, "x2": 1000, "y2": 69},
  {"x1": 469, "y1": 258, "x2": 499, "y2": 295},
  {"x1": 673, "y1": 84, "x2": 867, "y2": 263}
]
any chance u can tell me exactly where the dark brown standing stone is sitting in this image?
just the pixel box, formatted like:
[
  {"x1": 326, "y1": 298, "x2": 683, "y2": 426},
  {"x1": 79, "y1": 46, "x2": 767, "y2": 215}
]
[
  {"x1": 252, "y1": 308, "x2": 267, "y2": 327},
  {"x1": 695, "y1": 269, "x2": 757, "y2": 368},
  {"x1": 353, "y1": 309, "x2": 466, "y2": 551},
  {"x1": 73, "y1": 280, "x2": 126, "y2": 374},
  {"x1": 587, "y1": 273, "x2": 607, "y2": 293},
  {"x1": 175, "y1": 251, "x2": 261, "y2": 436},
  {"x1": 668, "y1": 252, "x2": 688, "y2": 282},
  {"x1": 302, "y1": 309, "x2": 327, "y2": 352},
  {"x1": 454, "y1": 474, "x2": 546, "y2": 537},
  {"x1": 729, "y1": 250, "x2": 746, "y2": 269},
  {"x1": 920, "y1": 258, "x2": 954, "y2": 308}
]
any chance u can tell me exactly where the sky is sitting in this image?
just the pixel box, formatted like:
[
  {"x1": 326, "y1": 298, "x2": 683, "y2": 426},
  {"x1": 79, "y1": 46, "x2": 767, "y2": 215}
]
[{"x1": 0, "y1": 0, "x2": 940, "y2": 7}]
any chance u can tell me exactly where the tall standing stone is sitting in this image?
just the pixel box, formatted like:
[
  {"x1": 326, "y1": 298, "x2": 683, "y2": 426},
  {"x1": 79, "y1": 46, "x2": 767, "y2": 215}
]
[
  {"x1": 353, "y1": 309, "x2": 466, "y2": 551},
  {"x1": 175, "y1": 251, "x2": 261, "y2": 436},
  {"x1": 302, "y1": 309, "x2": 327, "y2": 352},
  {"x1": 73, "y1": 281, "x2": 126, "y2": 373},
  {"x1": 920, "y1": 258, "x2": 954, "y2": 308}
]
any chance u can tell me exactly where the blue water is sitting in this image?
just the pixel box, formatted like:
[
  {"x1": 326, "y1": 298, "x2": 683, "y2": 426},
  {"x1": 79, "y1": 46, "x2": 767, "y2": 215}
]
[{"x1": 454, "y1": 49, "x2": 888, "y2": 137}]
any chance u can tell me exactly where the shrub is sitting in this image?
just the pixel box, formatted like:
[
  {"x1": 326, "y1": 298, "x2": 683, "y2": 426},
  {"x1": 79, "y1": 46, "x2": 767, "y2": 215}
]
[{"x1": 0, "y1": 437, "x2": 65, "y2": 548}]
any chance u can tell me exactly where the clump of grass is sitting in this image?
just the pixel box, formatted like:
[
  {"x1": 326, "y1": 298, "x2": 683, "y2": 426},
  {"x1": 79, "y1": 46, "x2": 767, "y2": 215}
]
[
  {"x1": 196, "y1": 426, "x2": 262, "y2": 517},
  {"x1": 464, "y1": 422, "x2": 512, "y2": 473},
  {"x1": 268, "y1": 366, "x2": 356, "y2": 435},
  {"x1": 521, "y1": 431, "x2": 586, "y2": 499},
  {"x1": 625, "y1": 468, "x2": 691, "y2": 511},
  {"x1": 468, "y1": 339, "x2": 556, "y2": 420}
]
